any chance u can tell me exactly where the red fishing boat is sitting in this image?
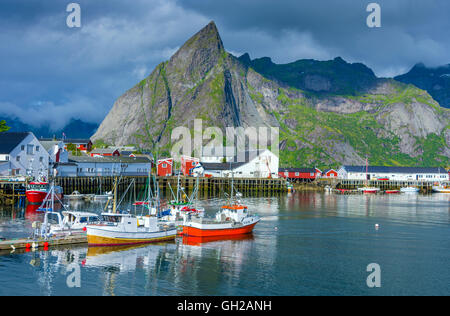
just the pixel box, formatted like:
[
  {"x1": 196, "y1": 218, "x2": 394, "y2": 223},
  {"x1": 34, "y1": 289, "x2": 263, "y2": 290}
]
[
  {"x1": 26, "y1": 182, "x2": 63, "y2": 204},
  {"x1": 182, "y1": 204, "x2": 260, "y2": 237}
]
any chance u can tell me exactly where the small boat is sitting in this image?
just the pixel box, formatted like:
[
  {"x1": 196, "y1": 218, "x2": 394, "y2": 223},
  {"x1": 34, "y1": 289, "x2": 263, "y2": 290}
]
[
  {"x1": 287, "y1": 181, "x2": 294, "y2": 193},
  {"x1": 400, "y1": 187, "x2": 419, "y2": 193},
  {"x1": 26, "y1": 182, "x2": 63, "y2": 204},
  {"x1": 93, "y1": 191, "x2": 113, "y2": 201},
  {"x1": 432, "y1": 185, "x2": 450, "y2": 193},
  {"x1": 385, "y1": 190, "x2": 400, "y2": 194},
  {"x1": 66, "y1": 191, "x2": 84, "y2": 200},
  {"x1": 357, "y1": 187, "x2": 380, "y2": 194},
  {"x1": 42, "y1": 211, "x2": 100, "y2": 237}
]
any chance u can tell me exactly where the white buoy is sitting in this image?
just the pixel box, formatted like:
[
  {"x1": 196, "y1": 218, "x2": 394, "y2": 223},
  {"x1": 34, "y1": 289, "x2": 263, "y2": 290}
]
[
  {"x1": 274, "y1": 227, "x2": 278, "y2": 231},
  {"x1": 375, "y1": 224, "x2": 379, "y2": 230}
]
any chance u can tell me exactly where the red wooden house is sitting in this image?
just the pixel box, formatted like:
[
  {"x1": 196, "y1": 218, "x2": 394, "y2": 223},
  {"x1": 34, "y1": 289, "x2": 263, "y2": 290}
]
[
  {"x1": 181, "y1": 155, "x2": 200, "y2": 176},
  {"x1": 278, "y1": 168, "x2": 322, "y2": 182},
  {"x1": 90, "y1": 148, "x2": 120, "y2": 157},
  {"x1": 157, "y1": 158, "x2": 173, "y2": 177},
  {"x1": 322, "y1": 169, "x2": 338, "y2": 178}
]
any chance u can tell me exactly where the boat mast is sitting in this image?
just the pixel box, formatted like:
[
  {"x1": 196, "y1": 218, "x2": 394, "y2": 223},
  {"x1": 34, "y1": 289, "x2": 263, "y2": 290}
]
[{"x1": 112, "y1": 175, "x2": 118, "y2": 214}]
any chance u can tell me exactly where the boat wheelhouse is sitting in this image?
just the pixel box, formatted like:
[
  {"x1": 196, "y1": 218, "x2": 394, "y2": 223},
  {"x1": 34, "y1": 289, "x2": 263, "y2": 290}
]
[{"x1": 26, "y1": 182, "x2": 63, "y2": 204}]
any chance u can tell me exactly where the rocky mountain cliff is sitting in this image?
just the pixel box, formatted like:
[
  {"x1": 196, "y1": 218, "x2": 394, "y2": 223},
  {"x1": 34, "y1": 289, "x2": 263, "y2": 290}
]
[
  {"x1": 92, "y1": 22, "x2": 450, "y2": 168},
  {"x1": 395, "y1": 63, "x2": 450, "y2": 109}
]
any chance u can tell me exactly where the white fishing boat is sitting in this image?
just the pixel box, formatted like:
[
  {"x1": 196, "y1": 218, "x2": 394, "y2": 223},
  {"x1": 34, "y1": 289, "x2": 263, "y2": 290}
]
[
  {"x1": 432, "y1": 185, "x2": 450, "y2": 193},
  {"x1": 66, "y1": 191, "x2": 84, "y2": 200},
  {"x1": 86, "y1": 176, "x2": 177, "y2": 246},
  {"x1": 400, "y1": 187, "x2": 419, "y2": 193},
  {"x1": 42, "y1": 211, "x2": 100, "y2": 236},
  {"x1": 93, "y1": 191, "x2": 113, "y2": 201},
  {"x1": 86, "y1": 212, "x2": 177, "y2": 246}
]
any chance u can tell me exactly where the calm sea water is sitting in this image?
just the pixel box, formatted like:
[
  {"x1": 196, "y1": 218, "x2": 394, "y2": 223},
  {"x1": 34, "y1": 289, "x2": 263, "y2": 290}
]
[{"x1": 0, "y1": 192, "x2": 449, "y2": 296}]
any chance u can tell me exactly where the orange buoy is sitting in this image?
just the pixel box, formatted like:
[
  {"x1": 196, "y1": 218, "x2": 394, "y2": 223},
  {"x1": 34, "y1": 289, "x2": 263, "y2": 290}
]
[
  {"x1": 25, "y1": 243, "x2": 31, "y2": 249},
  {"x1": 43, "y1": 242, "x2": 49, "y2": 248}
]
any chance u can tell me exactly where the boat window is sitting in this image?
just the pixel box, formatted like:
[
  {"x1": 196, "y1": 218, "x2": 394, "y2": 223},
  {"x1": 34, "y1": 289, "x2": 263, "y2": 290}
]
[
  {"x1": 79, "y1": 217, "x2": 88, "y2": 223},
  {"x1": 102, "y1": 215, "x2": 121, "y2": 223},
  {"x1": 46, "y1": 213, "x2": 60, "y2": 225},
  {"x1": 88, "y1": 216, "x2": 100, "y2": 223}
]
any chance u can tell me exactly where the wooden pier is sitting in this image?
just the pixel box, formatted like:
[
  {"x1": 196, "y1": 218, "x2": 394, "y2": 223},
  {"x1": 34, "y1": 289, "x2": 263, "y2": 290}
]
[
  {"x1": 53, "y1": 176, "x2": 287, "y2": 197},
  {"x1": 0, "y1": 234, "x2": 87, "y2": 252},
  {"x1": 0, "y1": 178, "x2": 27, "y2": 206},
  {"x1": 333, "y1": 179, "x2": 436, "y2": 193}
]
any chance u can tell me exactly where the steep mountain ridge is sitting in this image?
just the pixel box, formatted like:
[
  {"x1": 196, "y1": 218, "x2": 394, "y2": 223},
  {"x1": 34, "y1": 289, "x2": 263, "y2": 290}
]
[
  {"x1": 395, "y1": 63, "x2": 450, "y2": 109},
  {"x1": 92, "y1": 22, "x2": 450, "y2": 168}
]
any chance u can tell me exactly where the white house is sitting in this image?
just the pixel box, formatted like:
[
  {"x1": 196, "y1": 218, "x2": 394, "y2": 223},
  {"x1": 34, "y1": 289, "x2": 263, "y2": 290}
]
[
  {"x1": 197, "y1": 149, "x2": 279, "y2": 178},
  {"x1": 54, "y1": 155, "x2": 152, "y2": 177},
  {"x1": 0, "y1": 132, "x2": 50, "y2": 179},
  {"x1": 39, "y1": 140, "x2": 69, "y2": 164},
  {"x1": 337, "y1": 165, "x2": 449, "y2": 182}
]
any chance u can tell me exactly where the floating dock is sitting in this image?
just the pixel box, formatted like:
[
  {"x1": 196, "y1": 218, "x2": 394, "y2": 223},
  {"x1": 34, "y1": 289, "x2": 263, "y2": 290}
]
[{"x1": 0, "y1": 234, "x2": 87, "y2": 251}]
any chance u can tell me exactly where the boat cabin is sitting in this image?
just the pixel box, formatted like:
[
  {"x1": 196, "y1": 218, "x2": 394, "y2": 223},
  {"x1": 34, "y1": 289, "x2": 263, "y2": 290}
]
[
  {"x1": 216, "y1": 205, "x2": 248, "y2": 222},
  {"x1": 100, "y1": 213, "x2": 159, "y2": 231}
]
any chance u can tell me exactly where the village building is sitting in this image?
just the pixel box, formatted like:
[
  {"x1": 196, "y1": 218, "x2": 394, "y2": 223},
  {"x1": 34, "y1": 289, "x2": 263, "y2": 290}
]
[
  {"x1": 39, "y1": 137, "x2": 93, "y2": 153},
  {"x1": 337, "y1": 166, "x2": 449, "y2": 182},
  {"x1": 157, "y1": 158, "x2": 174, "y2": 177},
  {"x1": 39, "y1": 140, "x2": 69, "y2": 164},
  {"x1": 278, "y1": 167, "x2": 322, "y2": 182},
  {"x1": 89, "y1": 148, "x2": 121, "y2": 157},
  {"x1": 181, "y1": 155, "x2": 200, "y2": 176},
  {"x1": 0, "y1": 132, "x2": 50, "y2": 179},
  {"x1": 322, "y1": 169, "x2": 338, "y2": 178},
  {"x1": 196, "y1": 149, "x2": 279, "y2": 178},
  {"x1": 54, "y1": 155, "x2": 152, "y2": 177}
]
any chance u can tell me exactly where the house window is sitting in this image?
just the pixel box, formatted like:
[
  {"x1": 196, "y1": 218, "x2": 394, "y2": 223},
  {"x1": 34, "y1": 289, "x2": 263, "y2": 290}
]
[
  {"x1": 27, "y1": 145, "x2": 33, "y2": 155},
  {"x1": 16, "y1": 156, "x2": 20, "y2": 162},
  {"x1": 162, "y1": 163, "x2": 167, "y2": 168},
  {"x1": 21, "y1": 145, "x2": 25, "y2": 151},
  {"x1": 36, "y1": 146, "x2": 40, "y2": 152},
  {"x1": 5, "y1": 156, "x2": 9, "y2": 161},
  {"x1": 39, "y1": 157, "x2": 43, "y2": 162},
  {"x1": 295, "y1": 172, "x2": 299, "y2": 176}
]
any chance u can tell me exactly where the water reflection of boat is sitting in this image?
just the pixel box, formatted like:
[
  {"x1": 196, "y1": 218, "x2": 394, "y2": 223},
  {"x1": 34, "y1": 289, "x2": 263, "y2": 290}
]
[
  {"x1": 182, "y1": 233, "x2": 254, "y2": 246},
  {"x1": 84, "y1": 243, "x2": 176, "y2": 272}
]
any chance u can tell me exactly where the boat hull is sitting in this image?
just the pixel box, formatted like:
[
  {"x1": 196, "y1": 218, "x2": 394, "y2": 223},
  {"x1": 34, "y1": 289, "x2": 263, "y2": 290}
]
[
  {"x1": 182, "y1": 222, "x2": 258, "y2": 237},
  {"x1": 86, "y1": 226, "x2": 177, "y2": 246},
  {"x1": 26, "y1": 191, "x2": 63, "y2": 204}
]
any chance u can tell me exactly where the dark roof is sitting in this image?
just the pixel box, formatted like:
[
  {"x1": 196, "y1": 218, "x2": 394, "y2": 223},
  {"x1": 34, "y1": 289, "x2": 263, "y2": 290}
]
[
  {"x1": 40, "y1": 137, "x2": 91, "y2": 144},
  {"x1": 68, "y1": 155, "x2": 151, "y2": 164},
  {"x1": 0, "y1": 132, "x2": 30, "y2": 154},
  {"x1": 341, "y1": 165, "x2": 448, "y2": 174},
  {"x1": 201, "y1": 162, "x2": 247, "y2": 171},
  {"x1": 279, "y1": 167, "x2": 317, "y2": 173},
  {"x1": 91, "y1": 148, "x2": 119, "y2": 154}
]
